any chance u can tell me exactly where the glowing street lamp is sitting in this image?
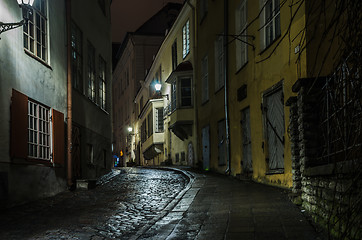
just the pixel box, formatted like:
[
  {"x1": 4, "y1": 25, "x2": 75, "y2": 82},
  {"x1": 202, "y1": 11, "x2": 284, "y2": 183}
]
[
  {"x1": 154, "y1": 83, "x2": 169, "y2": 100},
  {"x1": 154, "y1": 83, "x2": 162, "y2": 91},
  {"x1": 127, "y1": 127, "x2": 133, "y2": 133},
  {"x1": 0, "y1": 0, "x2": 35, "y2": 35}
]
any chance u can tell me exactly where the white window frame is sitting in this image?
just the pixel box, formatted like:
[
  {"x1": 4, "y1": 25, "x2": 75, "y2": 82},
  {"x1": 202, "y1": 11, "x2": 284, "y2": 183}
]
[
  {"x1": 23, "y1": 0, "x2": 48, "y2": 62},
  {"x1": 182, "y1": 20, "x2": 190, "y2": 59},
  {"x1": 201, "y1": 55, "x2": 209, "y2": 103},
  {"x1": 260, "y1": 0, "x2": 281, "y2": 50},
  {"x1": 236, "y1": 0, "x2": 248, "y2": 70},
  {"x1": 155, "y1": 107, "x2": 164, "y2": 133},
  {"x1": 215, "y1": 34, "x2": 225, "y2": 91},
  {"x1": 28, "y1": 99, "x2": 52, "y2": 161}
]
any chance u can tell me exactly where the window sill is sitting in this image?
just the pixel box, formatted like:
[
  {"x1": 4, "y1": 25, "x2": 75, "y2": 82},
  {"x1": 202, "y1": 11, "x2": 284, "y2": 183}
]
[
  {"x1": 214, "y1": 86, "x2": 224, "y2": 94},
  {"x1": 265, "y1": 169, "x2": 284, "y2": 175},
  {"x1": 201, "y1": 99, "x2": 209, "y2": 106},
  {"x1": 24, "y1": 49, "x2": 52, "y2": 70},
  {"x1": 235, "y1": 61, "x2": 248, "y2": 75},
  {"x1": 259, "y1": 34, "x2": 282, "y2": 56},
  {"x1": 199, "y1": 12, "x2": 208, "y2": 25},
  {"x1": 11, "y1": 157, "x2": 53, "y2": 167}
]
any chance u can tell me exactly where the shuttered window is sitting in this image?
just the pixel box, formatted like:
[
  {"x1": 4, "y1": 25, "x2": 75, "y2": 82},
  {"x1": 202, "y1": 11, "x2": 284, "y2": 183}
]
[
  {"x1": 10, "y1": 89, "x2": 65, "y2": 165},
  {"x1": 28, "y1": 100, "x2": 51, "y2": 160}
]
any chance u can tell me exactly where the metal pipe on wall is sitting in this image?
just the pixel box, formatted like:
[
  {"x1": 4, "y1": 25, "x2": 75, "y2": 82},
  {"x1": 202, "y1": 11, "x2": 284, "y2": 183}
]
[
  {"x1": 224, "y1": 0, "x2": 231, "y2": 175},
  {"x1": 66, "y1": 0, "x2": 73, "y2": 188}
]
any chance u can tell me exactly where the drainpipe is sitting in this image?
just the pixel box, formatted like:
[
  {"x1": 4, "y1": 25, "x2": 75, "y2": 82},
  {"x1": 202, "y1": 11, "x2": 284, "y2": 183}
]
[
  {"x1": 66, "y1": 0, "x2": 73, "y2": 188},
  {"x1": 185, "y1": 0, "x2": 197, "y2": 168},
  {"x1": 224, "y1": 0, "x2": 231, "y2": 175}
]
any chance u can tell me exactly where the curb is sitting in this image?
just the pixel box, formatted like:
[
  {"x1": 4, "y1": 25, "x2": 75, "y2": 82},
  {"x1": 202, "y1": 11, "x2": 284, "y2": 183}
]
[{"x1": 129, "y1": 166, "x2": 195, "y2": 240}]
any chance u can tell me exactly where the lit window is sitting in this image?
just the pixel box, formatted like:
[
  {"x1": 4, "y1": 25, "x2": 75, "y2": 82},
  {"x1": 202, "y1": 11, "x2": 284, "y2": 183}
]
[
  {"x1": 23, "y1": 0, "x2": 48, "y2": 62},
  {"x1": 99, "y1": 56, "x2": 107, "y2": 110},
  {"x1": 155, "y1": 108, "x2": 164, "y2": 133},
  {"x1": 28, "y1": 100, "x2": 51, "y2": 160},
  {"x1": 71, "y1": 22, "x2": 83, "y2": 92},
  {"x1": 182, "y1": 20, "x2": 190, "y2": 59},
  {"x1": 87, "y1": 41, "x2": 96, "y2": 101},
  {"x1": 261, "y1": 0, "x2": 281, "y2": 49}
]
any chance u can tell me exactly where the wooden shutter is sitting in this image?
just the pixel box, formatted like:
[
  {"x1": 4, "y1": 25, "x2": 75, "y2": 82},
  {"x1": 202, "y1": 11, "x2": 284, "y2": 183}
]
[
  {"x1": 11, "y1": 89, "x2": 28, "y2": 159},
  {"x1": 52, "y1": 109, "x2": 65, "y2": 165}
]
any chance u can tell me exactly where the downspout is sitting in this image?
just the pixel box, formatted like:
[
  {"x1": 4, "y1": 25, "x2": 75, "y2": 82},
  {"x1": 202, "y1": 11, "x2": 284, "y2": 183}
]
[
  {"x1": 185, "y1": 0, "x2": 197, "y2": 168},
  {"x1": 66, "y1": 0, "x2": 73, "y2": 188},
  {"x1": 224, "y1": 0, "x2": 231, "y2": 175}
]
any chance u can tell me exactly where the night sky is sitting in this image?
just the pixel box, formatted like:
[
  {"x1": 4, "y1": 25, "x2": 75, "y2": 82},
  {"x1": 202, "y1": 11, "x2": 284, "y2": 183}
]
[{"x1": 111, "y1": 0, "x2": 184, "y2": 43}]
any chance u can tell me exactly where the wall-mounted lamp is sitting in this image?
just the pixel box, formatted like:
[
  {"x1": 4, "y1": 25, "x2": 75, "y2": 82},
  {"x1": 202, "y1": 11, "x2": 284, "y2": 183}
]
[
  {"x1": 154, "y1": 83, "x2": 169, "y2": 100},
  {"x1": 127, "y1": 127, "x2": 133, "y2": 132},
  {"x1": 0, "y1": 0, "x2": 35, "y2": 35}
]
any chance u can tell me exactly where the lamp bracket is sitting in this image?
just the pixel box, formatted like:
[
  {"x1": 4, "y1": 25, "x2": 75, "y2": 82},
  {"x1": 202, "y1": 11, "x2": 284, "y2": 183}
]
[{"x1": 0, "y1": 20, "x2": 25, "y2": 35}]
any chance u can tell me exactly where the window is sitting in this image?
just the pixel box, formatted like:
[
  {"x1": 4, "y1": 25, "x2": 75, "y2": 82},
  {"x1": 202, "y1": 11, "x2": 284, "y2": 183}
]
[
  {"x1": 71, "y1": 22, "x2": 83, "y2": 92},
  {"x1": 87, "y1": 144, "x2": 94, "y2": 164},
  {"x1": 171, "y1": 81, "x2": 177, "y2": 111},
  {"x1": 99, "y1": 56, "x2": 106, "y2": 110},
  {"x1": 141, "y1": 120, "x2": 147, "y2": 143},
  {"x1": 201, "y1": 55, "x2": 209, "y2": 103},
  {"x1": 200, "y1": 0, "x2": 208, "y2": 20},
  {"x1": 155, "y1": 108, "x2": 164, "y2": 133},
  {"x1": 236, "y1": 0, "x2": 248, "y2": 70},
  {"x1": 182, "y1": 20, "x2": 190, "y2": 59},
  {"x1": 147, "y1": 112, "x2": 153, "y2": 138},
  {"x1": 175, "y1": 153, "x2": 180, "y2": 162},
  {"x1": 261, "y1": 0, "x2": 281, "y2": 49},
  {"x1": 87, "y1": 41, "x2": 96, "y2": 101},
  {"x1": 218, "y1": 119, "x2": 226, "y2": 165},
  {"x1": 180, "y1": 78, "x2": 192, "y2": 107},
  {"x1": 28, "y1": 100, "x2": 51, "y2": 160},
  {"x1": 23, "y1": 0, "x2": 47, "y2": 62},
  {"x1": 215, "y1": 35, "x2": 225, "y2": 91},
  {"x1": 181, "y1": 152, "x2": 186, "y2": 162},
  {"x1": 103, "y1": 149, "x2": 107, "y2": 168},
  {"x1": 172, "y1": 41, "x2": 177, "y2": 70}
]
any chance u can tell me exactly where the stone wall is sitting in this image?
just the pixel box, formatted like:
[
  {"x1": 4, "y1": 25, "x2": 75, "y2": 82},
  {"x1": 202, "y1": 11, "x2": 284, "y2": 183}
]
[{"x1": 287, "y1": 78, "x2": 361, "y2": 240}]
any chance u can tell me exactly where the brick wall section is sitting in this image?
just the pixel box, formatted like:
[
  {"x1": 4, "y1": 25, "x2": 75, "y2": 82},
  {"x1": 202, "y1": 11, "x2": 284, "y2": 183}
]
[{"x1": 288, "y1": 78, "x2": 361, "y2": 240}]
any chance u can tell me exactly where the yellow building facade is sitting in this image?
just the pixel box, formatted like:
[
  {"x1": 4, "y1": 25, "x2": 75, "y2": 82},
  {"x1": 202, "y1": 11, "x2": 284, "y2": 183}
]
[
  {"x1": 196, "y1": 0, "x2": 308, "y2": 188},
  {"x1": 133, "y1": 1, "x2": 198, "y2": 166}
]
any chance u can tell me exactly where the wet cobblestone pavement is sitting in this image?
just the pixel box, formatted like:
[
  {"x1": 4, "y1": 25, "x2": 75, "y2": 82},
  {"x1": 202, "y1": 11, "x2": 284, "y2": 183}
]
[
  {"x1": 0, "y1": 167, "x2": 324, "y2": 240},
  {"x1": 0, "y1": 168, "x2": 188, "y2": 240}
]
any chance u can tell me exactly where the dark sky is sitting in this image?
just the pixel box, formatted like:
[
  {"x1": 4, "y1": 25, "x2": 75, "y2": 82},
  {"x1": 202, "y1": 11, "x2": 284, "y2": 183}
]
[{"x1": 111, "y1": 0, "x2": 184, "y2": 43}]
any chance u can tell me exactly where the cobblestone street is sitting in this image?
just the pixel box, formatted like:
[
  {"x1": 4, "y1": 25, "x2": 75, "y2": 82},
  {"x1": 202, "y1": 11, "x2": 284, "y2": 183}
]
[
  {"x1": 0, "y1": 168, "x2": 188, "y2": 240},
  {"x1": 0, "y1": 167, "x2": 323, "y2": 240}
]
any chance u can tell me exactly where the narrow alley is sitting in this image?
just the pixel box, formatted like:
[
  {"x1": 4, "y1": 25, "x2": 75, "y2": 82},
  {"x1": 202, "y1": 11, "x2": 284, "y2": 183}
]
[{"x1": 0, "y1": 168, "x2": 323, "y2": 240}]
